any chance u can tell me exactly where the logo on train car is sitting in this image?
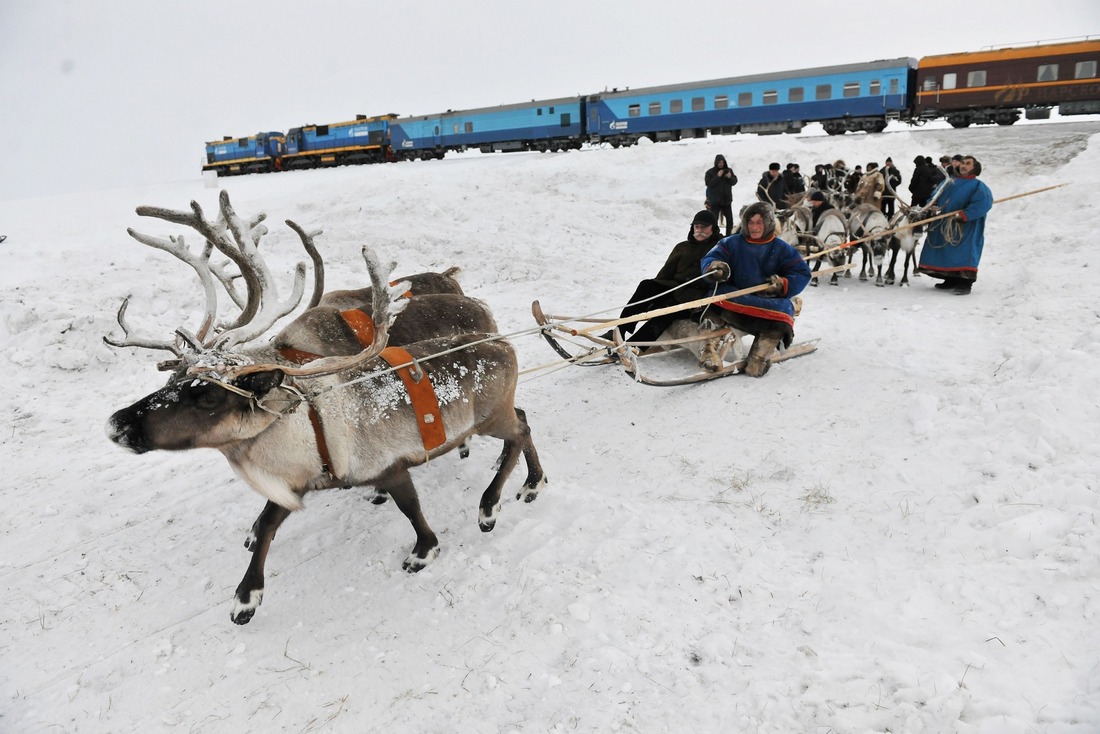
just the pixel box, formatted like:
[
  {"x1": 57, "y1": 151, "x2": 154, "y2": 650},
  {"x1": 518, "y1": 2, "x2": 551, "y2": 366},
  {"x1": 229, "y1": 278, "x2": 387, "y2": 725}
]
[
  {"x1": 350, "y1": 126, "x2": 373, "y2": 138},
  {"x1": 401, "y1": 140, "x2": 414, "y2": 148},
  {"x1": 215, "y1": 146, "x2": 228, "y2": 155},
  {"x1": 610, "y1": 121, "x2": 629, "y2": 131}
]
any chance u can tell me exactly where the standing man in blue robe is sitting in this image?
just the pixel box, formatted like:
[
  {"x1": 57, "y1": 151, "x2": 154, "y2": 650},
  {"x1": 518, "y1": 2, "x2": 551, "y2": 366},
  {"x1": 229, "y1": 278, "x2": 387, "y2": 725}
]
[{"x1": 917, "y1": 156, "x2": 993, "y2": 296}]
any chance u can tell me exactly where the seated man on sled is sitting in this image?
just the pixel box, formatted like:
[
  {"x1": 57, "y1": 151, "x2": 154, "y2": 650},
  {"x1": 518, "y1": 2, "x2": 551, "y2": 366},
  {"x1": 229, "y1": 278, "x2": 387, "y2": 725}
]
[
  {"x1": 700, "y1": 202, "x2": 812, "y2": 377},
  {"x1": 603, "y1": 209, "x2": 722, "y2": 345}
]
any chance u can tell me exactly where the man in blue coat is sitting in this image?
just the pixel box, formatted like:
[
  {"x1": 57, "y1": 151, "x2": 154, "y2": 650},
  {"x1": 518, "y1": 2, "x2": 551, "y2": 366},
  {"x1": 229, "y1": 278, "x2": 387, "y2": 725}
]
[
  {"x1": 701, "y1": 202, "x2": 812, "y2": 377},
  {"x1": 916, "y1": 155, "x2": 993, "y2": 295}
]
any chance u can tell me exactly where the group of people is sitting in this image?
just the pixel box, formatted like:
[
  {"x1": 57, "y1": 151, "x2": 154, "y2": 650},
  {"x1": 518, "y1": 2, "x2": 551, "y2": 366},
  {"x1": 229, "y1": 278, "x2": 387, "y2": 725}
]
[{"x1": 606, "y1": 150, "x2": 993, "y2": 376}]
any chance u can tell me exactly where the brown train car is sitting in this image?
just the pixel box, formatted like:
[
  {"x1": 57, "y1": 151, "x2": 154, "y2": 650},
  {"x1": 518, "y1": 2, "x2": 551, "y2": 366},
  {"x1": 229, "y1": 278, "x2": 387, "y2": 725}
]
[{"x1": 914, "y1": 39, "x2": 1100, "y2": 128}]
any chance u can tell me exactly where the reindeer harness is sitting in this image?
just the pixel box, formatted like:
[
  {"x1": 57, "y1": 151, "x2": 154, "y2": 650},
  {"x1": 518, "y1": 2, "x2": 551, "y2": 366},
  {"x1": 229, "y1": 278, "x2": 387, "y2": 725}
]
[{"x1": 275, "y1": 308, "x2": 447, "y2": 478}]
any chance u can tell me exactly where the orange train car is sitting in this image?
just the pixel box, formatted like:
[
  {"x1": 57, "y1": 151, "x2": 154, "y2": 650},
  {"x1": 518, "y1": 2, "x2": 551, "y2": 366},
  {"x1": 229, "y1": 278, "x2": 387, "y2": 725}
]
[{"x1": 915, "y1": 39, "x2": 1100, "y2": 128}]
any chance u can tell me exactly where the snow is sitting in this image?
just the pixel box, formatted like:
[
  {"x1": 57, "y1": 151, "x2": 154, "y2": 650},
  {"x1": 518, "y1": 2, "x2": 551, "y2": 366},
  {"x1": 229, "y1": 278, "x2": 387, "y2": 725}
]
[{"x1": 2, "y1": 121, "x2": 1099, "y2": 733}]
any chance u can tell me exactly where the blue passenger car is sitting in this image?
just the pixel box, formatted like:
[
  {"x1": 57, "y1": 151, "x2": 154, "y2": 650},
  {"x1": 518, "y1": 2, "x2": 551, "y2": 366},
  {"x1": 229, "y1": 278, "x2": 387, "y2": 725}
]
[
  {"x1": 389, "y1": 97, "x2": 585, "y2": 159},
  {"x1": 282, "y1": 114, "x2": 395, "y2": 170},
  {"x1": 203, "y1": 132, "x2": 285, "y2": 176},
  {"x1": 587, "y1": 58, "x2": 916, "y2": 145}
]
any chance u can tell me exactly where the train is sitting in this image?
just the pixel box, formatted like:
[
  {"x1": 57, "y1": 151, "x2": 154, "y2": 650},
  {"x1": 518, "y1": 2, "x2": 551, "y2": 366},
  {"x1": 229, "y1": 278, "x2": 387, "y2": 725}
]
[{"x1": 203, "y1": 38, "x2": 1100, "y2": 177}]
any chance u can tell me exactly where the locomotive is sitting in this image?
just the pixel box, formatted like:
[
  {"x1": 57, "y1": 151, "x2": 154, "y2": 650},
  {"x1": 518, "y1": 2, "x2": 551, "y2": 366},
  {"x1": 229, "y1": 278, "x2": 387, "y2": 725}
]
[{"x1": 203, "y1": 38, "x2": 1100, "y2": 177}]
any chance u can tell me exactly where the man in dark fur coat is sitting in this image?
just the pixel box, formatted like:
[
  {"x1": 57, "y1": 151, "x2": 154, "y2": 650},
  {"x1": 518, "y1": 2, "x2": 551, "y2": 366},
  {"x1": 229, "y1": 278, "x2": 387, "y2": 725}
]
[{"x1": 608, "y1": 209, "x2": 724, "y2": 345}]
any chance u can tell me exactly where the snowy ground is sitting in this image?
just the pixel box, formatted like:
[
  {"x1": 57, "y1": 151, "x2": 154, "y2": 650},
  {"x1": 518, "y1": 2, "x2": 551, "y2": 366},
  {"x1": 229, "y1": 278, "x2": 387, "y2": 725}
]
[{"x1": 1, "y1": 121, "x2": 1098, "y2": 733}]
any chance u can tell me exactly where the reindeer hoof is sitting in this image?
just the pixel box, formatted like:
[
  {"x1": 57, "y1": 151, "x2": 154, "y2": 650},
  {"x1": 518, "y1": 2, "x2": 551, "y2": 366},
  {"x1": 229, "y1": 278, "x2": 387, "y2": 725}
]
[
  {"x1": 478, "y1": 504, "x2": 501, "y2": 532},
  {"x1": 518, "y1": 475, "x2": 547, "y2": 503},
  {"x1": 402, "y1": 546, "x2": 440, "y2": 572},
  {"x1": 459, "y1": 441, "x2": 470, "y2": 459},
  {"x1": 366, "y1": 488, "x2": 389, "y2": 505},
  {"x1": 230, "y1": 589, "x2": 263, "y2": 625}
]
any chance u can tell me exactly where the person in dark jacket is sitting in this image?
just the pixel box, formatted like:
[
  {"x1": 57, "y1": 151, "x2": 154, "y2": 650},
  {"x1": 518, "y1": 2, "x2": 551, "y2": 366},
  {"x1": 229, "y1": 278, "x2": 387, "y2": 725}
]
[
  {"x1": 700, "y1": 202, "x2": 812, "y2": 377},
  {"x1": 845, "y1": 165, "x2": 863, "y2": 196},
  {"x1": 808, "y1": 190, "x2": 834, "y2": 228},
  {"x1": 782, "y1": 163, "x2": 806, "y2": 202},
  {"x1": 704, "y1": 155, "x2": 738, "y2": 236},
  {"x1": 811, "y1": 164, "x2": 830, "y2": 191},
  {"x1": 757, "y1": 162, "x2": 787, "y2": 209},
  {"x1": 909, "y1": 156, "x2": 945, "y2": 207},
  {"x1": 609, "y1": 209, "x2": 724, "y2": 345},
  {"x1": 881, "y1": 157, "x2": 903, "y2": 217}
]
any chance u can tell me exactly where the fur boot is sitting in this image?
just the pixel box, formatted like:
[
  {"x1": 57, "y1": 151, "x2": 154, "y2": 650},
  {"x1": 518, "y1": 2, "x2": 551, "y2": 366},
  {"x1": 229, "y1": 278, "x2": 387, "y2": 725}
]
[{"x1": 744, "y1": 332, "x2": 783, "y2": 378}]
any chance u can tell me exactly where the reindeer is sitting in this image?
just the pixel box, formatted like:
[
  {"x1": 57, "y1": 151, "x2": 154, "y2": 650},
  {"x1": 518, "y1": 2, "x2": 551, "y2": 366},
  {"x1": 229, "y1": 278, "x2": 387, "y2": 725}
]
[
  {"x1": 319, "y1": 266, "x2": 464, "y2": 309},
  {"x1": 808, "y1": 208, "x2": 850, "y2": 286},
  {"x1": 105, "y1": 192, "x2": 545, "y2": 625},
  {"x1": 882, "y1": 174, "x2": 930, "y2": 287},
  {"x1": 846, "y1": 204, "x2": 892, "y2": 286},
  {"x1": 884, "y1": 210, "x2": 921, "y2": 286}
]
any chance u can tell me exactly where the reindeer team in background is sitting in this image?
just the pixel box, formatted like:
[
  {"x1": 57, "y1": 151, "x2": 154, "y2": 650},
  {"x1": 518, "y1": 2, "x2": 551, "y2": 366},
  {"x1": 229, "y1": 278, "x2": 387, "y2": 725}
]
[
  {"x1": 106, "y1": 191, "x2": 546, "y2": 624},
  {"x1": 761, "y1": 155, "x2": 954, "y2": 288}
]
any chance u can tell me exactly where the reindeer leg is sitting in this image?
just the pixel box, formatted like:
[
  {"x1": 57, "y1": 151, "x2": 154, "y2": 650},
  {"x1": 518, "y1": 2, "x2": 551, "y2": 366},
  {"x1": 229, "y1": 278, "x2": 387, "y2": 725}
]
[
  {"x1": 513, "y1": 407, "x2": 546, "y2": 503},
  {"x1": 232, "y1": 500, "x2": 293, "y2": 625},
  {"x1": 380, "y1": 470, "x2": 440, "y2": 572},
  {"x1": 478, "y1": 438, "x2": 521, "y2": 532},
  {"x1": 885, "y1": 243, "x2": 899, "y2": 285}
]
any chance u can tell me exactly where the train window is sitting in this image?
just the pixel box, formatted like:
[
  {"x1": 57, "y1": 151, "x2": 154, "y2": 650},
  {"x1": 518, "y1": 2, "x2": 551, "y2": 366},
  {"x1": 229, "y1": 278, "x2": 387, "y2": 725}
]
[
  {"x1": 869, "y1": 80, "x2": 881, "y2": 96},
  {"x1": 670, "y1": 99, "x2": 683, "y2": 113},
  {"x1": 889, "y1": 78, "x2": 899, "y2": 94},
  {"x1": 238, "y1": 139, "x2": 248, "y2": 148},
  {"x1": 537, "y1": 109, "x2": 543, "y2": 116},
  {"x1": 1037, "y1": 64, "x2": 1058, "y2": 82},
  {"x1": 714, "y1": 94, "x2": 729, "y2": 109},
  {"x1": 1076, "y1": 60, "x2": 1098, "y2": 78},
  {"x1": 629, "y1": 104, "x2": 641, "y2": 117},
  {"x1": 815, "y1": 84, "x2": 831, "y2": 100},
  {"x1": 788, "y1": 87, "x2": 804, "y2": 103},
  {"x1": 922, "y1": 77, "x2": 937, "y2": 91},
  {"x1": 967, "y1": 70, "x2": 987, "y2": 87},
  {"x1": 317, "y1": 125, "x2": 330, "y2": 136},
  {"x1": 843, "y1": 82, "x2": 860, "y2": 97},
  {"x1": 434, "y1": 126, "x2": 440, "y2": 136},
  {"x1": 762, "y1": 90, "x2": 778, "y2": 105},
  {"x1": 560, "y1": 113, "x2": 571, "y2": 127},
  {"x1": 942, "y1": 73, "x2": 957, "y2": 90},
  {"x1": 453, "y1": 123, "x2": 460, "y2": 134},
  {"x1": 648, "y1": 102, "x2": 661, "y2": 115},
  {"x1": 465, "y1": 122, "x2": 474, "y2": 133},
  {"x1": 692, "y1": 96, "x2": 705, "y2": 111},
  {"x1": 738, "y1": 91, "x2": 752, "y2": 107},
  {"x1": 549, "y1": 107, "x2": 555, "y2": 114}
]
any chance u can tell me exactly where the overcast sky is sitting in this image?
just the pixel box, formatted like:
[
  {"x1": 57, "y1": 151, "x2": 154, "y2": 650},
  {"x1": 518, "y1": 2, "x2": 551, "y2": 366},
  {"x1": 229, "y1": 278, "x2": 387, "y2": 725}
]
[{"x1": 2, "y1": 0, "x2": 1098, "y2": 201}]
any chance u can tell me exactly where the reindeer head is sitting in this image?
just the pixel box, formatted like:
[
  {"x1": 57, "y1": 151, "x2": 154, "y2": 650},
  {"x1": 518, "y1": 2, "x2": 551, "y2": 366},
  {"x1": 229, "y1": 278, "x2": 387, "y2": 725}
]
[{"x1": 106, "y1": 192, "x2": 410, "y2": 452}]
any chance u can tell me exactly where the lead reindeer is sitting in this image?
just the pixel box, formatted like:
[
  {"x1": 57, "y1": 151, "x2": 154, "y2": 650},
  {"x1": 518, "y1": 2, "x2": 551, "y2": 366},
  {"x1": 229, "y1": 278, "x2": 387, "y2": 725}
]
[{"x1": 106, "y1": 192, "x2": 545, "y2": 625}]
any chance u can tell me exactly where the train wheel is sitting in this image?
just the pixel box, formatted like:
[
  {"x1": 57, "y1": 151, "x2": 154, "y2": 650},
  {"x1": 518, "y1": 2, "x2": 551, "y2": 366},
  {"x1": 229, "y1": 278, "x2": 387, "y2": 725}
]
[{"x1": 948, "y1": 115, "x2": 971, "y2": 129}]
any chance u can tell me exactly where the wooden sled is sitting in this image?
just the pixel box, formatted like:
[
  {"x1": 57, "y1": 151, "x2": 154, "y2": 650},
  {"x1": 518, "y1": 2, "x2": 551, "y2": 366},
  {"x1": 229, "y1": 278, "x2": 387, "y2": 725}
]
[{"x1": 532, "y1": 300, "x2": 818, "y2": 385}]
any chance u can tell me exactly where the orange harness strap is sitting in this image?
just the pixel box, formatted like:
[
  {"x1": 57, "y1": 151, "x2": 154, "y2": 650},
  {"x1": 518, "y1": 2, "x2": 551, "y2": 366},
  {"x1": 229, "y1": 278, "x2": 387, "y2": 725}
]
[
  {"x1": 339, "y1": 309, "x2": 376, "y2": 348},
  {"x1": 378, "y1": 346, "x2": 447, "y2": 452}
]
